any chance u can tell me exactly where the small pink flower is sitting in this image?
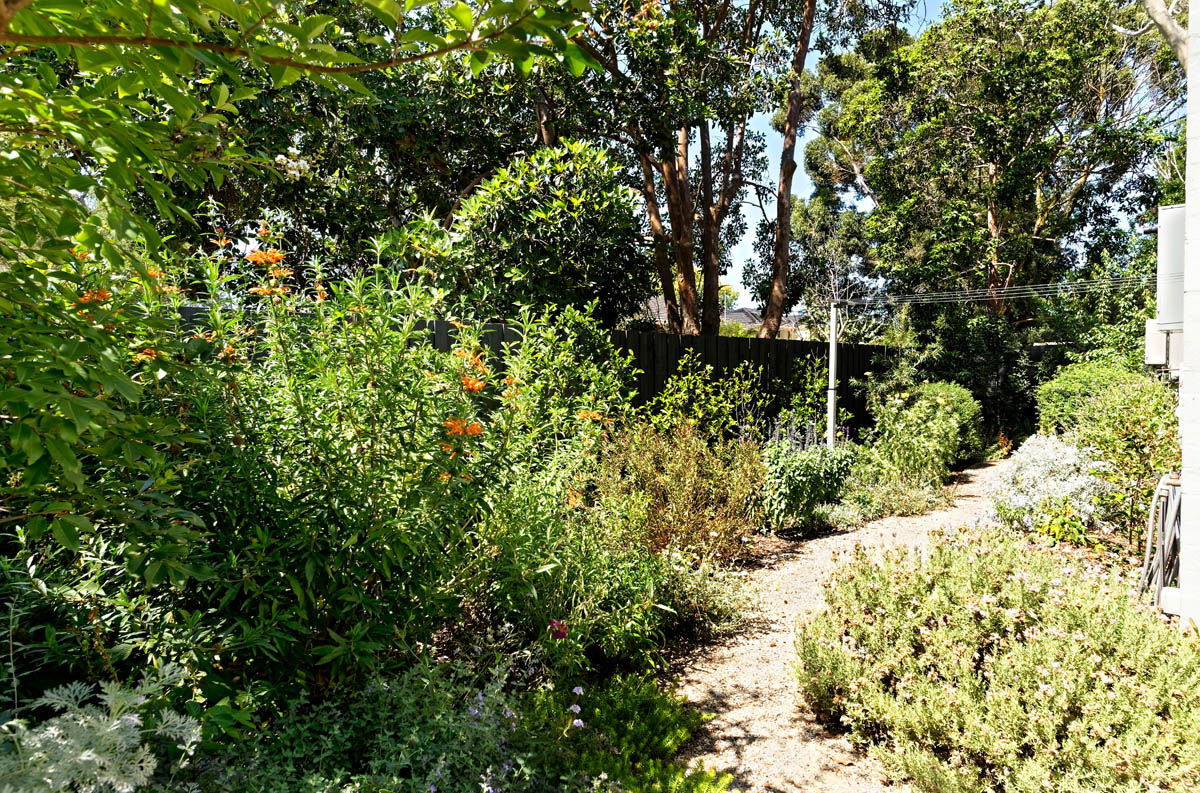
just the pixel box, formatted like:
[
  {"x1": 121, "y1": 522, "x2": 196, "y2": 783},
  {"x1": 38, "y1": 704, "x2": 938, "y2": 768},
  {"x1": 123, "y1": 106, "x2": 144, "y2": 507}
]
[{"x1": 549, "y1": 619, "x2": 568, "y2": 640}]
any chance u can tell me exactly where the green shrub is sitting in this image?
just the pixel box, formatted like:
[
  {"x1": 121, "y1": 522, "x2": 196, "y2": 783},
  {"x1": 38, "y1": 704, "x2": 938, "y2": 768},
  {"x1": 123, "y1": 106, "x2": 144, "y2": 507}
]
[
  {"x1": 761, "y1": 443, "x2": 856, "y2": 530},
  {"x1": 1071, "y1": 375, "x2": 1180, "y2": 540},
  {"x1": 796, "y1": 530, "x2": 1200, "y2": 793},
  {"x1": 646, "y1": 351, "x2": 769, "y2": 439},
  {"x1": 867, "y1": 381, "x2": 983, "y2": 489},
  {"x1": 1036, "y1": 361, "x2": 1143, "y2": 433},
  {"x1": 916, "y1": 381, "x2": 984, "y2": 464},
  {"x1": 429, "y1": 139, "x2": 656, "y2": 327}
]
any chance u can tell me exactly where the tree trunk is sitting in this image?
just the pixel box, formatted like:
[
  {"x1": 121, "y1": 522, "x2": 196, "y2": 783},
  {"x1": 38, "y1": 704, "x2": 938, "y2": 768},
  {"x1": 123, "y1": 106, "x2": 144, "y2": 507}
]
[
  {"x1": 661, "y1": 128, "x2": 702, "y2": 334},
  {"x1": 1140, "y1": 0, "x2": 1187, "y2": 69},
  {"x1": 698, "y1": 120, "x2": 723, "y2": 334},
  {"x1": 758, "y1": 0, "x2": 817, "y2": 339},
  {"x1": 639, "y1": 152, "x2": 684, "y2": 332}
]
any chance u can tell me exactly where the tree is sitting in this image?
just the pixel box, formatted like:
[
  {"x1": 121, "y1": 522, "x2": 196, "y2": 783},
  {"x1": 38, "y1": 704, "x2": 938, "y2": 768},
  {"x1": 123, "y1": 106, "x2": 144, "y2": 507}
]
[
  {"x1": 757, "y1": 0, "x2": 914, "y2": 338},
  {"x1": 805, "y1": 0, "x2": 1180, "y2": 304}
]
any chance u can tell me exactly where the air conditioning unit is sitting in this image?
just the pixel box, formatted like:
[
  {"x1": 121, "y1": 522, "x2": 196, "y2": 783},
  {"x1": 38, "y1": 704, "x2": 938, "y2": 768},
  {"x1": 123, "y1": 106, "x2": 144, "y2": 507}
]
[
  {"x1": 1158, "y1": 204, "x2": 1185, "y2": 331},
  {"x1": 1145, "y1": 204, "x2": 1185, "y2": 377}
]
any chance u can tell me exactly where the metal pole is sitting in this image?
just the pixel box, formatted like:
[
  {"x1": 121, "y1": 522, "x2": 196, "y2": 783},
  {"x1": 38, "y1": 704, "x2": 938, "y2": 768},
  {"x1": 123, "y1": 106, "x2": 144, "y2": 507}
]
[{"x1": 826, "y1": 302, "x2": 838, "y2": 448}]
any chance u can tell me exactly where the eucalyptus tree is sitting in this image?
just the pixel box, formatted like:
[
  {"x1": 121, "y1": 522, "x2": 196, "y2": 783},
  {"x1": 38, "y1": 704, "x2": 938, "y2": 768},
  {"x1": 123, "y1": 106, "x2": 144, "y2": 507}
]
[{"x1": 800, "y1": 0, "x2": 1181, "y2": 308}]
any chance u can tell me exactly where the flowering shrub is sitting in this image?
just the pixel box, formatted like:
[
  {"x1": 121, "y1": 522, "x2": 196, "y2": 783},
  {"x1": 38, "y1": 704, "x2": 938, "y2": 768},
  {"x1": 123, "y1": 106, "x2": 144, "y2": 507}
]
[
  {"x1": 990, "y1": 434, "x2": 1113, "y2": 545},
  {"x1": 796, "y1": 530, "x2": 1200, "y2": 793},
  {"x1": 761, "y1": 443, "x2": 856, "y2": 530}
]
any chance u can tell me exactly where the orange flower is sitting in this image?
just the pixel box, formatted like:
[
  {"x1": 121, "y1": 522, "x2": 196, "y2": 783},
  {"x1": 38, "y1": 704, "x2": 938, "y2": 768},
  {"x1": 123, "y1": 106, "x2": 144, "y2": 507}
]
[
  {"x1": 444, "y1": 418, "x2": 484, "y2": 436},
  {"x1": 160, "y1": 284, "x2": 183, "y2": 295},
  {"x1": 503, "y1": 376, "x2": 516, "y2": 386},
  {"x1": 132, "y1": 348, "x2": 158, "y2": 362},
  {"x1": 439, "y1": 441, "x2": 455, "y2": 453},
  {"x1": 245, "y1": 248, "x2": 286, "y2": 265},
  {"x1": 314, "y1": 291, "x2": 328, "y2": 302},
  {"x1": 257, "y1": 223, "x2": 270, "y2": 237},
  {"x1": 461, "y1": 376, "x2": 486, "y2": 392},
  {"x1": 577, "y1": 410, "x2": 605, "y2": 421},
  {"x1": 248, "y1": 285, "x2": 289, "y2": 296},
  {"x1": 70, "y1": 247, "x2": 91, "y2": 261},
  {"x1": 77, "y1": 288, "x2": 112, "y2": 305},
  {"x1": 567, "y1": 489, "x2": 582, "y2": 508},
  {"x1": 145, "y1": 268, "x2": 163, "y2": 279},
  {"x1": 268, "y1": 267, "x2": 293, "y2": 279},
  {"x1": 439, "y1": 472, "x2": 452, "y2": 483},
  {"x1": 213, "y1": 237, "x2": 232, "y2": 247},
  {"x1": 217, "y1": 345, "x2": 237, "y2": 362}
]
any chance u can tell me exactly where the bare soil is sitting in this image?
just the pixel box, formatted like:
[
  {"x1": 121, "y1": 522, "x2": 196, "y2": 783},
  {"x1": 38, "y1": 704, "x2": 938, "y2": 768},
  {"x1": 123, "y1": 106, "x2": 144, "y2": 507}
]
[{"x1": 673, "y1": 460, "x2": 1013, "y2": 792}]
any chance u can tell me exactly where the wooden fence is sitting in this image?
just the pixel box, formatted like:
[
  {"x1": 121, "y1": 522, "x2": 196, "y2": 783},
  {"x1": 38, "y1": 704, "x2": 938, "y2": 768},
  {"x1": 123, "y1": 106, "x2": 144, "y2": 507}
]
[
  {"x1": 608, "y1": 330, "x2": 889, "y2": 422},
  {"x1": 419, "y1": 320, "x2": 889, "y2": 424}
]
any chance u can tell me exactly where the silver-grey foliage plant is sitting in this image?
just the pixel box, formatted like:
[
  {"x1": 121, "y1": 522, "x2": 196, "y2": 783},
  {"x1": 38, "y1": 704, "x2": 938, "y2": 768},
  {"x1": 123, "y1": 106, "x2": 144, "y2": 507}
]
[{"x1": 0, "y1": 665, "x2": 199, "y2": 793}]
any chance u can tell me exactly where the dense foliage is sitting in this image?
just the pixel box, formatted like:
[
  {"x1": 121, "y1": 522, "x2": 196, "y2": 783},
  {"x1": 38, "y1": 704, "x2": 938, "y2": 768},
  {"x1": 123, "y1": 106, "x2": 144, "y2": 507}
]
[
  {"x1": 797, "y1": 531, "x2": 1200, "y2": 793},
  {"x1": 427, "y1": 140, "x2": 656, "y2": 326},
  {"x1": 1027, "y1": 362, "x2": 1180, "y2": 549},
  {"x1": 1036, "y1": 362, "x2": 1145, "y2": 433},
  {"x1": 762, "y1": 443, "x2": 855, "y2": 531}
]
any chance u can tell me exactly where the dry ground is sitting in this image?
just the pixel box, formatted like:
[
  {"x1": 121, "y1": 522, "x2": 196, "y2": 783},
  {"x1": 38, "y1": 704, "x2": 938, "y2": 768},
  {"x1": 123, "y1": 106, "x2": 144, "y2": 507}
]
[{"x1": 674, "y1": 459, "x2": 1013, "y2": 793}]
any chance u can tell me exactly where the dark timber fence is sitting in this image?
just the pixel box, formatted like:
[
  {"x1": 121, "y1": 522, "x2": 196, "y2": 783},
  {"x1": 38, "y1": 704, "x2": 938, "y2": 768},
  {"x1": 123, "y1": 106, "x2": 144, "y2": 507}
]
[
  {"x1": 608, "y1": 330, "x2": 889, "y2": 424},
  {"x1": 418, "y1": 320, "x2": 890, "y2": 425},
  {"x1": 178, "y1": 308, "x2": 890, "y2": 424}
]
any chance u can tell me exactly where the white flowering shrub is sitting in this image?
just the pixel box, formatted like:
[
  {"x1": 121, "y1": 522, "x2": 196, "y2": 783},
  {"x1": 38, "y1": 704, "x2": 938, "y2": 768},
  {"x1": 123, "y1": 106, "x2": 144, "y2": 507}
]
[
  {"x1": 989, "y1": 434, "x2": 1112, "y2": 543},
  {"x1": 0, "y1": 666, "x2": 199, "y2": 793}
]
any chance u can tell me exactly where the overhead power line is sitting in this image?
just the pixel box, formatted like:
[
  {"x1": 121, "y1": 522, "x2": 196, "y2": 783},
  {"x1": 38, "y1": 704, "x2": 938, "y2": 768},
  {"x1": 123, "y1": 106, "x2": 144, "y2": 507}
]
[{"x1": 846, "y1": 274, "x2": 1155, "y2": 306}]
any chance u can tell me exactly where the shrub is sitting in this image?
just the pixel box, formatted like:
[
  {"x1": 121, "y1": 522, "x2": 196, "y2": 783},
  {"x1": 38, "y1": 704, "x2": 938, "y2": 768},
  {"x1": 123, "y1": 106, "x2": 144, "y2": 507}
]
[
  {"x1": 592, "y1": 422, "x2": 765, "y2": 561},
  {"x1": 0, "y1": 666, "x2": 200, "y2": 793},
  {"x1": 867, "y1": 381, "x2": 983, "y2": 489},
  {"x1": 990, "y1": 434, "x2": 1113, "y2": 545},
  {"x1": 431, "y1": 139, "x2": 655, "y2": 327},
  {"x1": 916, "y1": 381, "x2": 984, "y2": 464},
  {"x1": 1036, "y1": 361, "x2": 1143, "y2": 434},
  {"x1": 7, "y1": 259, "x2": 651, "y2": 713},
  {"x1": 796, "y1": 530, "x2": 1200, "y2": 793},
  {"x1": 646, "y1": 351, "x2": 769, "y2": 439},
  {"x1": 1071, "y1": 375, "x2": 1180, "y2": 538},
  {"x1": 761, "y1": 443, "x2": 856, "y2": 530}
]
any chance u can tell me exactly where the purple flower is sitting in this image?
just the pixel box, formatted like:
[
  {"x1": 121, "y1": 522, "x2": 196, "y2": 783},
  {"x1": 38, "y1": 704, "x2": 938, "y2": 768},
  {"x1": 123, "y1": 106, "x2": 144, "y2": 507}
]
[
  {"x1": 572, "y1": 718, "x2": 584, "y2": 728},
  {"x1": 572, "y1": 686, "x2": 583, "y2": 695},
  {"x1": 569, "y1": 703, "x2": 581, "y2": 714},
  {"x1": 549, "y1": 619, "x2": 568, "y2": 640}
]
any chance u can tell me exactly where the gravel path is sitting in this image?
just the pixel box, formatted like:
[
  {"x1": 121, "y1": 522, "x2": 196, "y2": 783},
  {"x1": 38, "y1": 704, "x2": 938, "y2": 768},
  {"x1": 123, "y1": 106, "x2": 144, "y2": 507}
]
[{"x1": 675, "y1": 459, "x2": 1013, "y2": 793}]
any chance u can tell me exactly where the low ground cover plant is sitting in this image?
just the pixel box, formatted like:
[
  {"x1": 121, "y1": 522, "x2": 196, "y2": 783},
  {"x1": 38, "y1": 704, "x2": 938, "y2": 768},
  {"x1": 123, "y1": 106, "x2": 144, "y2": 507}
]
[{"x1": 796, "y1": 530, "x2": 1200, "y2": 793}]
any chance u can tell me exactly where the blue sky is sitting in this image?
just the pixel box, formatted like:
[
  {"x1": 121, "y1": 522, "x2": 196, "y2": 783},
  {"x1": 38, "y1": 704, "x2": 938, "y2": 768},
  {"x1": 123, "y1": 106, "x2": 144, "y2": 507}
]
[{"x1": 724, "y1": 0, "x2": 945, "y2": 306}]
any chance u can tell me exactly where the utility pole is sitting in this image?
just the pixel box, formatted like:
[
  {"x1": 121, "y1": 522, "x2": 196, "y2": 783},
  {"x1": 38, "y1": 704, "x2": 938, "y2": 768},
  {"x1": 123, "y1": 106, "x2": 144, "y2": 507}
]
[{"x1": 826, "y1": 301, "x2": 839, "y2": 448}]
